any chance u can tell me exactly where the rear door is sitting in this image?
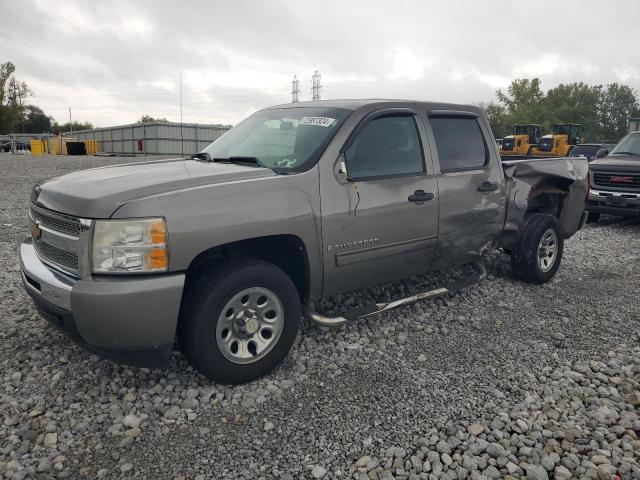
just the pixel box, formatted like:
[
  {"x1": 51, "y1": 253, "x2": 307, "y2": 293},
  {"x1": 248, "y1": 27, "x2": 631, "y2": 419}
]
[
  {"x1": 420, "y1": 110, "x2": 506, "y2": 270},
  {"x1": 319, "y1": 107, "x2": 439, "y2": 297}
]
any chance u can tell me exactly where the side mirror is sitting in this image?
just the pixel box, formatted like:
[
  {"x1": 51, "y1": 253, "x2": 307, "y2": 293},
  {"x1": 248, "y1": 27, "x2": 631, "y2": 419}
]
[
  {"x1": 335, "y1": 153, "x2": 351, "y2": 183},
  {"x1": 595, "y1": 148, "x2": 609, "y2": 159}
]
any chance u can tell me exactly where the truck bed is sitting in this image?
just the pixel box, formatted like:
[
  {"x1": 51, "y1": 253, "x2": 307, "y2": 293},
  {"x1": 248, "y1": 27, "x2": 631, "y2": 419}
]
[{"x1": 501, "y1": 155, "x2": 589, "y2": 243}]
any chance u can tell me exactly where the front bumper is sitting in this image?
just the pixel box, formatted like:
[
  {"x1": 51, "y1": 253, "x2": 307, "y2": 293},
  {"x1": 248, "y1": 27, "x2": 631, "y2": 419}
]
[
  {"x1": 20, "y1": 238, "x2": 185, "y2": 368},
  {"x1": 586, "y1": 189, "x2": 640, "y2": 217}
]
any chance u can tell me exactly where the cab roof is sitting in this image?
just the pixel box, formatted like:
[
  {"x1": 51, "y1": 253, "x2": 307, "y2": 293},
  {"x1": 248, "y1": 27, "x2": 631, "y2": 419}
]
[{"x1": 267, "y1": 99, "x2": 484, "y2": 115}]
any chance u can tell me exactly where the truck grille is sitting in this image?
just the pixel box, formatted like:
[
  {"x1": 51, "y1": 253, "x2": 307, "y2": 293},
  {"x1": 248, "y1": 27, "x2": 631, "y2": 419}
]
[
  {"x1": 33, "y1": 237, "x2": 79, "y2": 270},
  {"x1": 538, "y1": 138, "x2": 554, "y2": 152},
  {"x1": 30, "y1": 205, "x2": 81, "y2": 236},
  {"x1": 502, "y1": 139, "x2": 514, "y2": 151},
  {"x1": 592, "y1": 172, "x2": 640, "y2": 191},
  {"x1": 30, "y1": 204, "x2": 85, "y2": 276}
]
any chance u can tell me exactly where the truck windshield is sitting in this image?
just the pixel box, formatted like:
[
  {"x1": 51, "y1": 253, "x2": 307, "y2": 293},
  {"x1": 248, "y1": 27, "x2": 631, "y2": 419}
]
[
  {"x1": 569, "y1": 145, "x2": 599, "y2": 159},
  {"x1": 201, "y1": 107, "x2": 350, "y2": 172},
  {"x1": 610, "y1": 134, "x2": 640, "y2": 157}
]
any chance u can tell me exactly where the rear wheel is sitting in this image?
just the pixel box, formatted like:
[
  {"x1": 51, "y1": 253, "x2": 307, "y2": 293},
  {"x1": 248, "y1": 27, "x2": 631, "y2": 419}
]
[
  {"x1": 511, "y1": 213, "x2": 564, "y2": 284},
  {"x1": 180, "y1": 260, "x2": 301, "y2": 384},
  {"x1": 586, "y1": 212, "x2": 600, "y2": 223}
]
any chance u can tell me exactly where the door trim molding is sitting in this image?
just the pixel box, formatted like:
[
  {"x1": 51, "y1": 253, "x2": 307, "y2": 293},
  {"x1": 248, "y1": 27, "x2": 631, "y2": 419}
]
[{"x1": 335, "y1": 235, "x2": 437, "y2": 267}]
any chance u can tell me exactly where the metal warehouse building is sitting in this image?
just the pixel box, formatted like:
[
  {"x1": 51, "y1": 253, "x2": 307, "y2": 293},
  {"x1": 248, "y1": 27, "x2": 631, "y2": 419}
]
[{"x1": 69, "y1": 121, "x2": 231, "y2": 156}]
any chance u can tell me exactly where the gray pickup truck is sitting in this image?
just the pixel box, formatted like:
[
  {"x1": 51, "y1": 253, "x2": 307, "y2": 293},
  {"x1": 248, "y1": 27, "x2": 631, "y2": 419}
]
[
  {"x1": 21, "y1": 100, "x2": 588, "y2": 384},
  {"x1": 586, "y1": 131, "x2": 640, "y2": 222}
]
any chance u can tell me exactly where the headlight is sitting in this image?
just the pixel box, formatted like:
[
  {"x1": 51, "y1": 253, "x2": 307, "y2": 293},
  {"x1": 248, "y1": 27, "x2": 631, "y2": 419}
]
[{"x1": 92, "y1": 218, "x2": 168, "y2": 273}]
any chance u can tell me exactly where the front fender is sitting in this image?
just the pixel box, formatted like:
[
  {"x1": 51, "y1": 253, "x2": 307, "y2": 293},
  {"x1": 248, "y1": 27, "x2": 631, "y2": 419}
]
[{"x1": 112, "y1": 167, "x2": 323, "y2": 299}]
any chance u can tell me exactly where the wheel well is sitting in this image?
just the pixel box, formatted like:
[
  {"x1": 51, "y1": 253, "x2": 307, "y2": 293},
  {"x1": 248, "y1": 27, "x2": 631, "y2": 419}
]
[
  {"x1": 525, "y1": 178, "x2": 571, "y2": 217},
  {"x1": 184, "y1": 235, "x2": 311, "y2": 303}
]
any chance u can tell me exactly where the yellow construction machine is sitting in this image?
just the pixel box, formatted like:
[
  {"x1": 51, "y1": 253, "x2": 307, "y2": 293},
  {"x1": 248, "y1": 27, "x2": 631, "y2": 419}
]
[
  {"x1": 499, "y1": 124, "x2": 542, "y2": 156},
  {"x1": 536, "y1": 123, "x2": 581, "y2": 157}
]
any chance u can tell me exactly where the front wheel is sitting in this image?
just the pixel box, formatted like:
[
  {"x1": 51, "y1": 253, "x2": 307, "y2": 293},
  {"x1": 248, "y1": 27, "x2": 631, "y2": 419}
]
[
  {"x1": 511, "y1": 213, "x2": 564, "y2": 284},
  {"x1": 180, "y1": 260, "x2": 301, "y2": 384}
]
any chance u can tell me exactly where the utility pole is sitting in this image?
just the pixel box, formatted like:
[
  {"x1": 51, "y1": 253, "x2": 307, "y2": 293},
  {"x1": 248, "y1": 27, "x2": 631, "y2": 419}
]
[
  {"x1": 311, "y1": 71, "x2": 322, "y2": 101},
  {"x1": 69, "y1": 106, "x2": 73, "y2": 134},
  {"x1": 291, "y1": 75, "x2": 300, "y2": 103},
  {"x1": 179, "y1": 72, "x2": 184, "y2": 156},
  {"x1": 19, "y1": 85, "x2": 24, "y2": 133}
]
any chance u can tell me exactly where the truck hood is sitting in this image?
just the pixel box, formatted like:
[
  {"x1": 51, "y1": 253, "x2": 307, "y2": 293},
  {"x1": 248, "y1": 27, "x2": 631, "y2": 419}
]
[
  {"x1": 589, "y1": 154, "x2": 640, "y2": 171},
  {"x1": 33, "y1": 158, "x2": 276, "y2": 218}
]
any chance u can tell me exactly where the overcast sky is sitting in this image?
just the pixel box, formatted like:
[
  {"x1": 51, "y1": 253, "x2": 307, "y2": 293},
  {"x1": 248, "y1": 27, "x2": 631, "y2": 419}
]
[{"x1": 1, "y1": 0, "x2": 639, "y2": 127}]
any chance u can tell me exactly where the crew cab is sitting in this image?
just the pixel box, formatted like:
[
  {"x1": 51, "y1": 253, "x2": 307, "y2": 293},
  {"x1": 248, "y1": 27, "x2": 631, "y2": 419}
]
[
  {"x1": 21, "y1": 100, "x2": 588, "y2": 384},
  {"x1": 586, "y1": 131, "x2": 640, "y2": 222}
]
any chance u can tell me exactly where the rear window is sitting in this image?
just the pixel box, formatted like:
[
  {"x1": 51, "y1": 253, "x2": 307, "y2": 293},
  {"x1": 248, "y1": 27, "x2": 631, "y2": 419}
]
[{"x1": 429, "y1": 116, "x2": 488, "y2": 172}]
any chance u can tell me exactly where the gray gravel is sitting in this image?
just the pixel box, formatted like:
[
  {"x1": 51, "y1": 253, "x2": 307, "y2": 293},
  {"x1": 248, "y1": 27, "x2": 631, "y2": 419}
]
[{"x1": 1, "y1": 153, "x2": 639, "y2": 479}]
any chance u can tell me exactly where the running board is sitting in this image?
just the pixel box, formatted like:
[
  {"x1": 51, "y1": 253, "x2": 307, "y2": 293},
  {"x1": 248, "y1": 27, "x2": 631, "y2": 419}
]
[{"x1": 305, "y1": 261, "x2": 487, "y2": 327}]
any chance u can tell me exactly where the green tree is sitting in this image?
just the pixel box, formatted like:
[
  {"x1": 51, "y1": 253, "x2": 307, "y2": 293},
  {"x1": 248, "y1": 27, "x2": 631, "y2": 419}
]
[
  {"x1": 598, "y1": 83, "x2": 640, "y2": 141},
  {"x1": 53, "y1": 121, "x2": 94, "y2": 133},
  {"x1": 22, "y1": 105, "x2": 53, "y2": 133},
  {"x1": 480, "y1": 101, "x2": 510, "y2": 139},
  {"x1": 137, "y1": 115, "x2": 168, "y2": 123},
  {"x1": 545, "y1": 82, "x2": 602, "y2": 140},
  {"x1": 0, "y1": 61, "x2": 32, "y2": 133},
  {"x1": 483, "y1": 77, "x2": 640, "y2": 142},
  {"x1": 496, "y1": 78, "x2": 548, "y2": 126}
]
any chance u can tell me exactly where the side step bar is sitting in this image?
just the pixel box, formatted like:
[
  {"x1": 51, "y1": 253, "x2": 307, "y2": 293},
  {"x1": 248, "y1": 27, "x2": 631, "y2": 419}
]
[{"x1": 304, "y1": 261, "x2": 487, "y2": 327}]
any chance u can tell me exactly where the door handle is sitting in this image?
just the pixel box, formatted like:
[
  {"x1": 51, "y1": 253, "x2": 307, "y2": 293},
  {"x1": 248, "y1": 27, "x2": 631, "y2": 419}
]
[
  {"x1": 408, "y1": 190, "x2": 435, "y2": 203},
  {"x1": 477, "y1": 181, "x2": 499, "y2": 192}
]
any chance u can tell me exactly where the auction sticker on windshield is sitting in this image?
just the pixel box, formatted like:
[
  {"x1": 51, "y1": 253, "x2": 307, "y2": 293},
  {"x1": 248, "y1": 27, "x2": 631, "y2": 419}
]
[{"x1": 300, "y1": 117, "x2": 336, "y2": 127}]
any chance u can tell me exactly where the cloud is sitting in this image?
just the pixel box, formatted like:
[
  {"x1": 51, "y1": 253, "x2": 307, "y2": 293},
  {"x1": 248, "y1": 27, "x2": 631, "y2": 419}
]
[{"x1": 1, "y1": 0, "x2": 638, "y2": 127}]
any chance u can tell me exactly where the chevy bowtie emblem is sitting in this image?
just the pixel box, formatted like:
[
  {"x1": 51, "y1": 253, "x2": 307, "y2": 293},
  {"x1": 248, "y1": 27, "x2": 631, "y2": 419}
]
[{"x1": 31, "y1": 222, "x2": 42, "y2": 240}]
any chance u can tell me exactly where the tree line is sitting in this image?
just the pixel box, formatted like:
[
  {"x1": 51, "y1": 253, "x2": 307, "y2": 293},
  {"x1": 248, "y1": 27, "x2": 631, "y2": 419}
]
[
  {"x1": 482, "y1": 78, "x2": 640, "y2": 141},
  {"x1": 0, "y1": 62, "x2": 94, "y2": 134},
  {"x1": 0, "y1": 62, "x2": 172, "y2": 135},
  {"x1": 3, "y1": 61, "x2": 639, "y2": 140}
]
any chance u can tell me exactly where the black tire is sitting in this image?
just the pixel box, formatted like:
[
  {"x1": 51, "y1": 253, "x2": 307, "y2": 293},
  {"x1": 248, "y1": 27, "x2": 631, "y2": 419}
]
[
  {"x1": 511, "y1": 213, "x2": 564, "y2": 284},
  {"x1": 179, "y1": 259, "x2": 301, "y2": 384},
  {"x1": 586, "y1": 212, "x2": 600, "y2": 223}
]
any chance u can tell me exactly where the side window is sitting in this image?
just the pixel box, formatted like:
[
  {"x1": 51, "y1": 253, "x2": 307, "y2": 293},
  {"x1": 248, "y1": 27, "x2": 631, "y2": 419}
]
[
  {"x1": 344, "y1": 115, "x2": 424, "y2": 179},
  {"x1": 429, "y1": 116, "x2": 488, "y2": 172}
]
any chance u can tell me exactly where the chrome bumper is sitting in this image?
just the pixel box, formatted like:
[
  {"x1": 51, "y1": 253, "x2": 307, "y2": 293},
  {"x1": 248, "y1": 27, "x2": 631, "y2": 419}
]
[
  {"x1": 20, "y1": 238, "x2": 76, "y2": 310},
  {"x1": 589, "y1": 188, "x2": 640, "y2": 199},
  {"x1": 20, "y1": 237, "x2": 186, "y2": 367}
]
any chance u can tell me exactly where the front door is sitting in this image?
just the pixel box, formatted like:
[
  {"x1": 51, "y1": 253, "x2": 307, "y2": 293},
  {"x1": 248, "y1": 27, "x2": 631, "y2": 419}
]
[{"x1": 320, "y1": 109, "x2": 439, "y2": 297}]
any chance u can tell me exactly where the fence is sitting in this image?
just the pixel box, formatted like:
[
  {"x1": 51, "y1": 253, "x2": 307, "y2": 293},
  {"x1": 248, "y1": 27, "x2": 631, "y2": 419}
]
[{"x1": 68, "y1": 122, "x2": 231, "y2": 156}]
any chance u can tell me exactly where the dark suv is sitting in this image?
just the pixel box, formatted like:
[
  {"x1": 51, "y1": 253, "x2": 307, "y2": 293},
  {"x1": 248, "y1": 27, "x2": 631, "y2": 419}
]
[{"x1": 569, "y1": 142, "x2": 617, "y2": 161}]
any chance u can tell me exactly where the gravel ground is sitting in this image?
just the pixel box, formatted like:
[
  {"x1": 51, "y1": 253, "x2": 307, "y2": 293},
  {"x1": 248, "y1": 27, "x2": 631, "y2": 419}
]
[{"x1": 1, "y1": 153, "x2": 639, "y2": 480}]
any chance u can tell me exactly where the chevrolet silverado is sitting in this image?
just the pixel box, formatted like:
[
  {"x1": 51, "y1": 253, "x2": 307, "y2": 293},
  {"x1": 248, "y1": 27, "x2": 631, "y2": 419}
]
[{"x1": 21, "y1": 100, "x2": 588, "y2": 384}]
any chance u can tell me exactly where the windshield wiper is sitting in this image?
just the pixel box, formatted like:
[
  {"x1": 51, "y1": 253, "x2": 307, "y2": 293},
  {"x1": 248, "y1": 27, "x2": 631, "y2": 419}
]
[
  {"x1": 213, "y1": 156, "x2": 274, "y2": 170},
  {"x1": 212, "y1": 156, "x2": 290, "y2": 175},
  {"x1": 191, "y1": 152, "x2": 212, "y2": 161},
  {"x1": 611, "y1": 151, "x2": 638, "y2": 156},
  {"x1": 213, "y1": 155, "x2": 262, "y2": 164}
]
